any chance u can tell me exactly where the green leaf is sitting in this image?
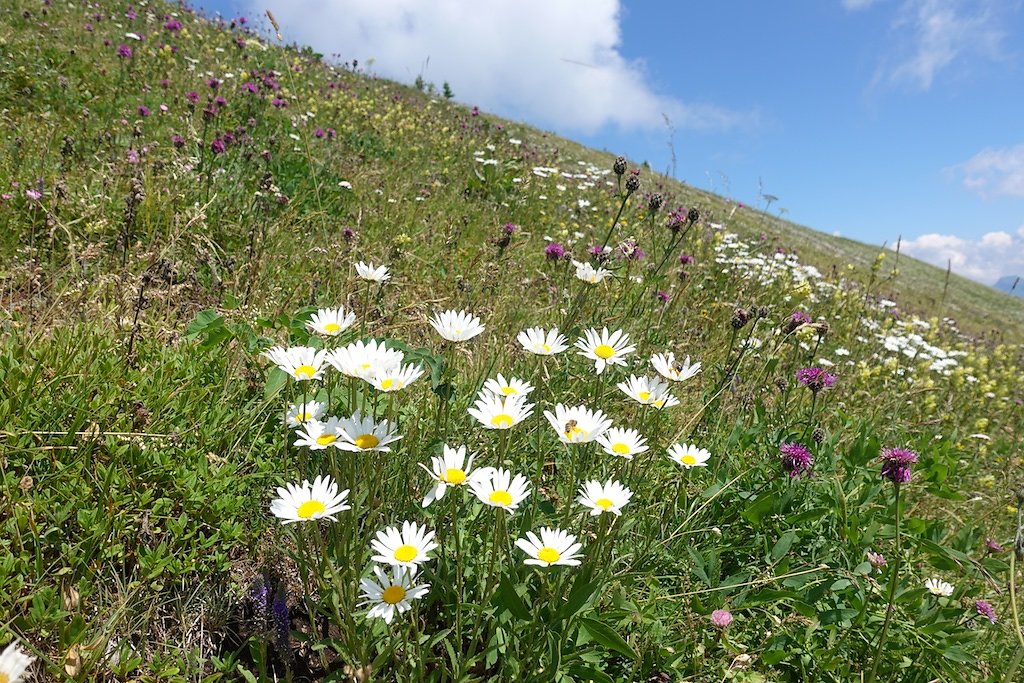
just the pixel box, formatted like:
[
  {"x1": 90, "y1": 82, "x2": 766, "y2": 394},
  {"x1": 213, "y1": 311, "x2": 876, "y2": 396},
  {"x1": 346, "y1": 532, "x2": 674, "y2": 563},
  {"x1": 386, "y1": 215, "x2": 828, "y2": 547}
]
[
  {"x1": 264, "y1": 368, "x2": 288, "y2": 399},
  {"x1": 492, "y1": 574, "x2": 531, "y2": 621},
  {"x1": 185, "y1": 309, "x2": 223, "y2": 341},
  {"x1": 742, "y1": 493, "x2": 776, "y2": 527},
  {"x1": 558, "y1": 573, "x2": 600, "y2": 620},
  {"x1": 941, "y1": 646, "x2": 973, "y2": 663},
  {"x1": 579, "y1": 617, "x2": 637, "y2": 661},
  {"x1": 567, "y1": 664, "x2": 614, "y2": 683},
  {"x1": 771, "y1": 530, "x2": 797, "y2": 561}
]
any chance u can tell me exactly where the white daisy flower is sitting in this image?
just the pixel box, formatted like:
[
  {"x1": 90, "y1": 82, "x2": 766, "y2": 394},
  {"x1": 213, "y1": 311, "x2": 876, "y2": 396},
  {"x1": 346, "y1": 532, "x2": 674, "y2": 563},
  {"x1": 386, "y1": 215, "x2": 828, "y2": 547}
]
[
  {"x1": 262, "y1": 346, "x2": 329, "y2": 381},
  {"x1": 368, "y1": 363, "x2": 425, "y2": 392},
  {"x1": 594, "y1": 427, "x2": 649, "y2": 459},
  {"x1": 667, "y1": 443, "x2": 711, "y2": 468},
  {"x1": 360, "y1": 565, "x2": 430, "y2": 624},
  {"x1": 467, "y1": 392, "x2": 534, "y2": 430},
  {"x1": 326, "y1": 339, "x2": 404, "y2": 380},
  {"x1": 429, "y1": 309, "x2": 485, "y2": 342},
  {"x1": 284, "y1": 401, "x2": 326, "y2": 429},
  {"x1": 572, "y1": 259, "x2": 611, "y2": 284},
  {"x1": 925, "y1": 578, "x2": 954, "y2": 597},
  {"x1": 370, "y1": 520, "x2": 438, "y2": 568},
  {"x1": 617, "y1": 375, "x2": 679, "y2": 409},
  {"x1": 418, "y1": 444, "x2": 483, "y2": 507},
  {"x1": 650, "y1": 352, "x2": 702, "y2": 383},
  {"x1": 306, "y1": 307, "x2": 356, "y2": 336},
  {"x1": 270, "y1": 474, "x2": 351, "y2": 523},
  {"x1": 543, "y1": 404, "x2": 612, "y2": 444},
  {"x1": 294, "y1": 417, "x2": 346, "y2": 450},
  {"x1": 515, "y1": 527, "x2": 583, "y2": 566},
  {"x1": 517, "y1": 327, "x2": 569, "y2": 355},
  {"x1": 575, "y1": 328, "x2": 636, "y2": 374},
  {"x1": 469, "y1": 467, "x2": 531, "y2": 513},
  {"x1": 482, "y1": 373, "x2": 534, "y2": 398},
  {"x1": 577, "y1": 479, "x2": 633, "y2": 516},
  {"x1": 356, "y1": 261, "x2": 391, "y2": 282},
  {"x1": 0, "y1": 641, "x2": 33, "y2": 683},
  {"x1": 336, "y1": 411, "x2": 402, "y2": 452}
]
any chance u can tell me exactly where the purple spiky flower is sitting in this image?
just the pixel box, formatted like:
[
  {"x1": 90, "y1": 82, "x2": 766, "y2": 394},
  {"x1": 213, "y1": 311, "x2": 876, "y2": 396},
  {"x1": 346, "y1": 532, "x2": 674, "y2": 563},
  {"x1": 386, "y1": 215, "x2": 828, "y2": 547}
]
[
  {"x1": 796, "y1": 367, "x2": 836, "y2": 394},
  {"x1": 780, "y1": 442, "x2": 814, "y2": 479},
  {"x1": 880, "y1": 447, "x2": 918, "y2": 485}
]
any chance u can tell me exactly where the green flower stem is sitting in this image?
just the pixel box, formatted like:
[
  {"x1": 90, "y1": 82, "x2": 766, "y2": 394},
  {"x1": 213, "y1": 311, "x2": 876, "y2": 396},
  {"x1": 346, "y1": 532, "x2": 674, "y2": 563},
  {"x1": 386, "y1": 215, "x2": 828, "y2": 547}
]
[{"x1": 866, "y1": 484, "x2": 902, "y2": 683}]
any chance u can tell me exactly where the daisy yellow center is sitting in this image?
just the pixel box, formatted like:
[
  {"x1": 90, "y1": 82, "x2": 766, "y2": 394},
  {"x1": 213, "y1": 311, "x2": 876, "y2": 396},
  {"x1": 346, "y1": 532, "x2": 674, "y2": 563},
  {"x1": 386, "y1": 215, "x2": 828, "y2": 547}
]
[
  {"x1": 0, "y1": 672, "x2": 10, "y2": 683},
  {"x1": 500, "y1": 386, "x2": 517, "y2": 395},
  {"x1": 381, "y1": 378, "x2": 401, "y2": 390},
  {"x1": 294, "y1": 364, "x2": 317, "y2": 379},
  {"x1": 394, "y1": 545, "x2": 418, "y2": 562},
  {"x1": 681, "y1": 454, "x2": 697, "y2": 465},
  {"x1": 297, "y1": 500, "x2": 326, "y2": 519},
  {"x1": 360, "y1": 362, "x2": 372, "y2": 370},
  {"x1": 612, "y1": 443, "x2": 630, "y2": 455},
  {"x1": 316, "y1": 434, "x2": 337, "y2": 446},
  {"x1": 541, "y1": 343, "x2": 551, "y2": 353},
  {"x1": 638, "y1": 391, "x2": 651, "y2": 401},
  {"x1": 381, "y1": 585, "x2": 406, "y2": 605},
  {"x1": 489, "y1": 489, "x2": 513, "y2": 506},
  {"x1": 594, "y1": 344, "x2": 615, "y2": 359},
  {"x1": 594, "y1": 497, "x2": 614, "y2": 510},
  {"x1": 490, "y1": 413, "x2": 514, "y2": 428},
  {"x1": 653, "y1": 399, "x2": 665, "y2": 408},
  {"x1": 454, "y1": 328, "x2": 462, "y2": 335},
  {"x1": 323, "y1": 322, "x2": 341, "y2": 333},
  {"x1": 443, "y1": 468, "x2": 467, "y2": 485},
  {"x1": 567, "y1": 426, "x2": 587, "y2": 441},
  {"x1": 296, "y1": 411, "x2": 311, "y2": 422},
  {"x1": 354, "y1": 433, "x2": 380, "y2": 449},
  {"x1": 537, "y1": 547, "x2": 561, "y2": 563}
]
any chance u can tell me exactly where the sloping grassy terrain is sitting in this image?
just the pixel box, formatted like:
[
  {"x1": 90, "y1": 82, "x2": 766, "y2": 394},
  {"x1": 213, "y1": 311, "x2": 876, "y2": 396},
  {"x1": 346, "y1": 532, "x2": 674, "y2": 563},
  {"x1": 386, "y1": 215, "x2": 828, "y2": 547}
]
[{"x1": 1, "y1": 2, "x2": 1023, "y2": 682}]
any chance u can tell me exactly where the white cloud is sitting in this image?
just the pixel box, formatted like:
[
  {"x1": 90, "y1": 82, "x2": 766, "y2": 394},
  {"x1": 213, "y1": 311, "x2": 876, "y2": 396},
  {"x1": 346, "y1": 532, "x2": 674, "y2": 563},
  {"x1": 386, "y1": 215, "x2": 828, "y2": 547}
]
[
  {"x1": 842, "y1": 0, "x2": 884, "y2": 10},
  {"x1": 250, "y1": 0, "x2": 753, "y2": 134},
  {"x1": 901, "y1": 230, "x2": 1024, "y2": 283},
  {"x1": 871, "y1": 0, "x2": 1008, "y2": 91},
  {"x1": 951, "y1": 144, "x2": 1024, "y2": 198}
]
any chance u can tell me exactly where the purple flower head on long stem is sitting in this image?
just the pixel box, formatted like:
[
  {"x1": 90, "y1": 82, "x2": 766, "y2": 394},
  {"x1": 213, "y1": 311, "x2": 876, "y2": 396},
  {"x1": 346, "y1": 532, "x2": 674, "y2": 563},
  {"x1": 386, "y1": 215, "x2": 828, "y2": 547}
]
[
  {"x1": 975, "y1": 599, "x2": 997, "y2": 624},
  {"x1": 796, "y1": 367, "x2": 836, "y2": 394},
  {"x1": 544, "y1": 242, "x2": 566, "y2": 261},
  {"x1": 780, "y1": 442, "x2": 814, "y2": 479},
  {"x1": 880, "y1": 446, "x2": 918, "y2": 485}
]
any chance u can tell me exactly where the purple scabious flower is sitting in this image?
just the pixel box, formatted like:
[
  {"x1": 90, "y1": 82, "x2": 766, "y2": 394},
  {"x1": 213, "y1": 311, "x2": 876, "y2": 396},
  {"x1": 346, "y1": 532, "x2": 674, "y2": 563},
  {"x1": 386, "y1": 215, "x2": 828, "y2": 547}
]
[
  {"x1": 545, "y1": 242, "x2": 566, "y2": 261},
  {"x1": 710, "y1": 609, "x2": 733, "y2": 629},
  {"x1": 880, "y1": 447, "x2": 918, "y2": 485},
  {"x1": 796, "y1": 367, "x2": 836, "y2": 394},
  {"x1": 116, "y1": 44, "x2": 133, "y2": 59},
  {"x1": 784, "y1": 310, "x2": 812, "y2": 334},
  {"x1": 975, "y1": 600, "x2": 997, "y2": 624},
  {"x1": 985, "y1": 538, "x2": 1005, "y2": 553},
  {"x1": 780, "y1": 442, "x2": 814, "y2": 479}
]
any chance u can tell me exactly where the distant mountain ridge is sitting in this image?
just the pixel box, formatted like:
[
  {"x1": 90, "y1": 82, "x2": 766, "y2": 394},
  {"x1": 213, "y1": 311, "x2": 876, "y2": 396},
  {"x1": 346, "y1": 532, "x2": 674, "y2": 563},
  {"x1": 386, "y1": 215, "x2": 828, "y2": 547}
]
[{"x1": 994, "y1": 276, "x2": 1024, "y2": 298}]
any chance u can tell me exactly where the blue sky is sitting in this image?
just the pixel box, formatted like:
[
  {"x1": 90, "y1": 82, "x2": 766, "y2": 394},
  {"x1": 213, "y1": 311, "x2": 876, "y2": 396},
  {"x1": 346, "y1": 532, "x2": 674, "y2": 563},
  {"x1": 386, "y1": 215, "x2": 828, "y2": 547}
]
[{"x1": 200, "y1": 0, "x2": 1024, "y2": 284}]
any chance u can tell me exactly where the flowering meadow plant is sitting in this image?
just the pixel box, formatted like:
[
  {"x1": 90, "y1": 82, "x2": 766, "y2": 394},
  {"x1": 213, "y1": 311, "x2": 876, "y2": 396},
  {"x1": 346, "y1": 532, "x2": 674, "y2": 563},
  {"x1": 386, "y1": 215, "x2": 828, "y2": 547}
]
[{"x1": 1, "y1": 2, "x2": 1021, "y2": 680}]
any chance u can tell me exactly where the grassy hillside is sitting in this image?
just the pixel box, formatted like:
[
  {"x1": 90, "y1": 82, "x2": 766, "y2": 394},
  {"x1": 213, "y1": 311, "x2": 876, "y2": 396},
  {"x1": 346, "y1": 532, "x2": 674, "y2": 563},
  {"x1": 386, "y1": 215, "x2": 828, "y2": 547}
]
[{"x1": 1, "y1": 2, "x2": 1023, "y2": 682}]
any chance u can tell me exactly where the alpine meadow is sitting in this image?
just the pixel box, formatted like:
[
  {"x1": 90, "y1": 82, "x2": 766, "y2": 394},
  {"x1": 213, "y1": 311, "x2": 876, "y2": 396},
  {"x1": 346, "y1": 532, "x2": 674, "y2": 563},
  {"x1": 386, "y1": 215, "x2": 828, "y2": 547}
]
[{"x1": 3, "y1": 1, "x2": 1024, "y2": 682}]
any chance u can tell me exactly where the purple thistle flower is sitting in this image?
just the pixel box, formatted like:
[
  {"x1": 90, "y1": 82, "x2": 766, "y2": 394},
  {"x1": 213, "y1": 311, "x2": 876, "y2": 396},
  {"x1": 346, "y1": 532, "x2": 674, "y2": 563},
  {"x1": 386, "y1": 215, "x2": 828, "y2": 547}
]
[
  {"x1": 710, "y1": 609, "x2": 733, "y2": 629},
  {"x1": 796, "y1": 367, "x2": 836, "y2": 394},
  {"x1": 784, "y1": 310, "x2": 812, "y2": 334},
  {"x1": 975, "y1": 600, "x2": 997, "y2": 624},
  {"x1": 171, "y1": 134, "x2": 185, "y2": 149},
  {"x1": 314, "y1": 127, "x2": 326, "y2": 138},
  {"x1": 163, "y1": 19, "x2": 182, "y2": 32},
  {"x1": 880, "y1": 447, "x2": 918, "y2": 485},
  {"x1": 678, "y1": 253, "x2": 694, "y2": 265},
  {"x1": 137, "y1": 105, "x2": 150, "y2": 117},
  {"x1": 210, "y1": 138, "x2": 226, "y2": 154},
  {"x1": 207, "y1": 78, "x2": 220, "y2": 90},
  {"x1": 185, "y1": 90, "x2": 199, "y2": 103},
  {"x1": 655, "y1": 290, "x2": 670, "y2": 303},
  {"x1": 116, "y1": 44, "x2": 133, "y2": 59},
  {"x1": 502, "y1": 222, "x2": 517, "y2": 235},
  {"x1": 780, "y1": 442, "x2": 814, "y2": 479},
  {"x1": 985, "y1": 538, "x2": 1005, "y2": 553},
  {"x1": 272, "y1": 97, "x2": 288, "y2": 108},
  {"x1": 25, "y1": 189, "x2": 42, "y2": 201},
  {"x1": 242, "y1": 81, "x2": 258, "y2": 94},
  {"x1": 545, "y1": 242, "x2": 566, "y2": 261},
  {"x1": 341, "y1": 227, "x2": 356, "y2": 241}
]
